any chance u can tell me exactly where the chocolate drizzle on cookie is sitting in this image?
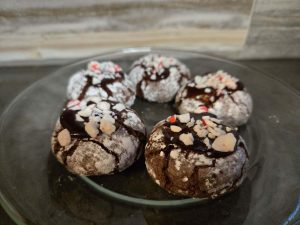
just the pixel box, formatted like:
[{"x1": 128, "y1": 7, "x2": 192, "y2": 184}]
[
  {"x1": 145, "y1": 112, "x2": 249, "y2": 198},
  {"x1": 60, "y1": 109, "x2": 88, "y2": 137},
  {"x1": 159, "y1": 113, "x2": 241, "y2": 158},
  {"x1": 60, "y1": 99, "x2": 145, "y2": 139},
  {"x1": 54, "y1": 99, "x2": 146, "y2": 169},
  {"x1": 77, "y1": 70, "x2": 126, "y2": 101},
  {"x1": 177, "y1": 71, "x2": 244, "y2": 108},
  {"x1": 130, "y1": 54, "x2": 190, "y2": 97}
]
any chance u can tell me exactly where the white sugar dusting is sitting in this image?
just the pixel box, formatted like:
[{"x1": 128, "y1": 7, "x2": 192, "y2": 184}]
[
  {"x1": 175, "y1": 70, "x2": 253, "y2": 126},
  {"x1": 129, "y1": 54, "x2": 191, "y2": 102},
  {"x1": 52, "y1": 97, "x2": 146, "y2": 176},
  {"x1": 67, "y1": 61, "x2": 135, "y2": 106}
]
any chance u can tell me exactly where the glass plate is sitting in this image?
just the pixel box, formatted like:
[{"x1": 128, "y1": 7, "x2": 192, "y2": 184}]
[{"x1": 0, "y1": 48, "x2": 300, "y2": 225}]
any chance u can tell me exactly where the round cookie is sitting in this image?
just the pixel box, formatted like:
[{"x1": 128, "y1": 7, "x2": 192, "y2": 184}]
[
  {"x1": 51, "y1": 97, "x2": 146, "y2": 176},
  {"x1": 145, "y1": 113, "x2": 249, "y2": 199},
  {"x1": 67, "y1": 61, "x2": 135, "y2": 106},
  {"x1": 175, "y1": 70, "x2": 253, "y2": 126},
  {"x1": 129, "y1": 54, "x2": 191, "y2": 103}
]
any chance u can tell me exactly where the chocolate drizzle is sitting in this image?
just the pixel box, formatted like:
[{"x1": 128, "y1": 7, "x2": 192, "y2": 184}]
[
  {"x1": 78, "y1": 76, "x2": 93, "y2": 100},
  {"x1": 183, "y1": 80, "x2": 244, "y2": 107},
  {"x1": 159, "y1": 113, "x2": 240, "y2": 159},
  {"x1": 84, "y1": 139, "x2": 120, "y2": 173},
  {"x1": 61, "y1": 140, "x2": 79, "y2": 165},
  {"x1": 76, "y1": 70, "x2": 128, "y2": 100},
  {"x1": 60, "y1": 109, "x2": 88, "y2": 138},
  {"x1": 136, "y1": 79, "x2": 144, "y2": 98},
  {"x1": 132, "y1": 56, "x2": 190, "y2": 97},
  {"x1": 176, "y1": 70, "x2": 244, "y2": 107},
  {"x1": 56, "y1": 99, "x2": 146, "y2": 169}
]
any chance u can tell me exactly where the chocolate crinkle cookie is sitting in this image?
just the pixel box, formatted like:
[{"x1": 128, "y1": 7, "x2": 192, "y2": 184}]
[
  {"x1": 67, "y1": 61, "x2": 136, "y2": 106},
  {"x1": 175, "y1": 70, "x2": 253, "y2": 126},
  {"x1": 51, "y1": 97, "x2": 146, "y2": 176},
  {"x1": 145, "y1": 112, "x2": 249, "y2": 199},
  {"x1": 129, "y1": 54, "x2": 191, "y2": 103}
]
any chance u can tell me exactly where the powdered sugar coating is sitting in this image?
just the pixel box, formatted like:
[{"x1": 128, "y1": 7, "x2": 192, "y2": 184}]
[
  {"x1": 129, "y1": 54, "x2": 191, "y2": 102},
  {"x1": 176, "y1": 70, "x2": 253, "y2": 126},
  {"x1": 145, "y1": 113, "x2": 249, "y2": 199},
  {"x1": 51, "y1": 97, "x2": 146, "y2": 176},
  {"x1": 67, "y1": 61, "x2": 136, "y2": 106}
]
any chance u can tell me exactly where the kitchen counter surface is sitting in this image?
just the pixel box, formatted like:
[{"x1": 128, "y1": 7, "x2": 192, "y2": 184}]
[{"x1": 0, "y1": 59, "x2": 299, "y2": 225}]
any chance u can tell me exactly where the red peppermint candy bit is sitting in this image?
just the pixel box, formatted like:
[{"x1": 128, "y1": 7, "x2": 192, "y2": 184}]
[
  {"x1": 158, "y1": 61, "x2": 163, "y2": 68},
  {"x1": 202, "y1": 119, "x2": 207, "y2": 126},
  {"x1": 199, "y1": 105, "x2": 208, "y2": 112},
  {"x1": 68, "y1": 99, "x2": 80, "y2": 108},
  {"x1": 90, "y1": 63, "x2": 99, "y2": 72},
  {"x1": 114, "y1": 64, "x2": 121, "y2": 72},
  {"x1": 169, "y1": 115, "x2": 176, "y2": 123},
  {"x1": 218, "y1": 75, "x2": 223, "y2": 81}
]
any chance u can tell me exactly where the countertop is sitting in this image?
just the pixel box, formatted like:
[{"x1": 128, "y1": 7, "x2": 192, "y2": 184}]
[{"x1": 0, "y1": 59, "x2": 299, "y2": 225}]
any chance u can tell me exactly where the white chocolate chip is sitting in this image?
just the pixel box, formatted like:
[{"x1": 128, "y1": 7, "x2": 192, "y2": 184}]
[
  {"x1": 75, "y1": 114, "x2": 84, "y2": 122},
  {"x1": 212, "y1": 133, "x2": 236, "y2": 152},
  {"x1": 193, "y1": 125, "x2": 208, "y2": 138},
  {"x1": 102, "y1": 114, "x2": 115, "y2": 123},
  {"x1": 98, "y1": 101, "x2": 111, "y2": 110},
  {"x1": 203, "y1": 137, "x2": 211, "y2": 148},
  {"x1": 208, "y1": 126, "x2": 221, "y2": 137},
  {"x1": 210, "y1": 117, "x2": 222, "y2": 123},
  {"x1": 170, "y1": 125, "x2": 182, "y2": 132},
  {"x1": 178, "y1": 113, "x2": 190, "y2": 123},
  {"x1": 160, "y1": 151, "x2": 165, "y2": 157},
  {"x1": 194, "y1": 76, "x2": 203, "y2": 84},
  {"x1": 100, "y1": 119, "x2": 116, "y2": 135},
  {"x1": 57, "y1": 129, "x2": 71, "y2": 146},
  {"x1": 204, "y1": 119, "x2": 217, "y2": 127},
  {"x1": 196, "y1": 119, "x2": 202, "y2": 125},
  {"x1": 112, "y1": 103, "x2": 125, "y2": 112},
  {"x1": 208, "y1": 133, "x2": 215, "y2": 139},
  {"x1": 78, "y1": 107, "x2": 92, "y2": 117},
  {"x1": 186, "y1": 120, "x2": 195, "y2": 128},
  {"x1": 85, "y1": 122, "x2": 99, "y2": 138},
  {"x1": 175, "y1": 160, "x2": 182, "y2": 171},
  {"x1": 179, "y1": 133, "x2": 194, "y2": 146},
  {"x1": 182, "y1": 177, "x2": 188, "y2": 182},
  {"x1": 204, "y1": 88, "x2": 211, "y2": 93},
  {"x1": 226, "y1": 127, "x2": 232, "y2": 132},
  {"x1": 170, "y1": 149, "x2": 180, "y2": 159}
]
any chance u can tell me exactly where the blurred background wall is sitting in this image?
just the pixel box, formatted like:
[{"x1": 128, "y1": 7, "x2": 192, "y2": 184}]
[{"x1": 0, "y1": 0, "x2": 299, "y2": 65}]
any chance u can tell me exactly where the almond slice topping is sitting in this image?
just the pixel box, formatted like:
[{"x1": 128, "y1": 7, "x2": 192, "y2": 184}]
[
  {"x1": 179, "y1": 133, "x2": 194, "y2": 146},
  {"x1": 170, "y1": 125, "x2": 182, "y2": 133},
  {"x1": 57, "y1": 129, "x2": 71, "y2": 146},
  {"x1": 85, "y1": 122, "x2": 99, "y2": 138},
  {"x1": 212, "y1": 133, "x2": 236, "y2": 152},
  {"x1": 100, "y1": 119, "x2": 116, "y2": 135}
]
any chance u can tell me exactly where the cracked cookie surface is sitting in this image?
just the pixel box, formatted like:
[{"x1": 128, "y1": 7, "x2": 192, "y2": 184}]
[
  {"x1": 145, "y1": 113, "x2": 249, "y2": 199},
  {"x1": 175, "y1": 70, "x2": 253, "y2": 126},
  {"x1": 51, "y1": 97, "x2": 146, "y2": 176}
]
